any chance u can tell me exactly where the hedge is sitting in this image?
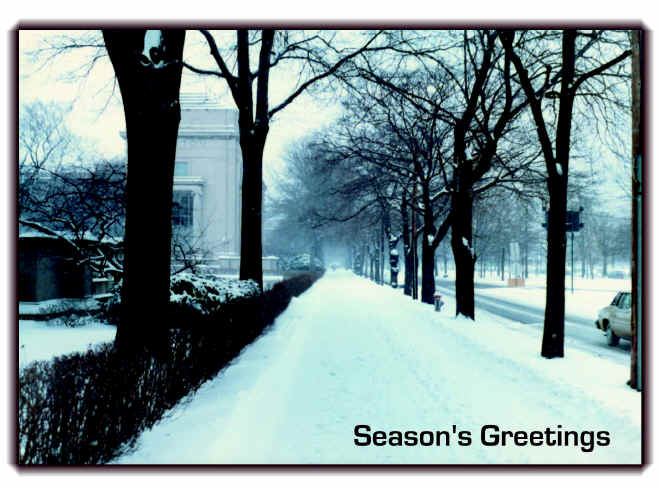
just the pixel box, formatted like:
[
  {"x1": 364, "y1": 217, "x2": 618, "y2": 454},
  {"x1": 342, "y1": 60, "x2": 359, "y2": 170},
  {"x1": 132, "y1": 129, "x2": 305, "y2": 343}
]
[{"x1": 18, "y1": 272, "x2": 321, "y2": 465}]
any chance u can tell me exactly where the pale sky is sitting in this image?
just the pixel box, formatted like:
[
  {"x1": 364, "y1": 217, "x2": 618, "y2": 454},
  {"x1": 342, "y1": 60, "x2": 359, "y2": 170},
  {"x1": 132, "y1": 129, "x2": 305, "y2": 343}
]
[{"x1": 18, "y1": 29, "x2": 342, "y2": 185}]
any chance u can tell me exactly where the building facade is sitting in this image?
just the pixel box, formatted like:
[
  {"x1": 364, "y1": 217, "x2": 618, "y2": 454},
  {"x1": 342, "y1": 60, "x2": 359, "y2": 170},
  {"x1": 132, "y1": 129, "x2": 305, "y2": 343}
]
[
  {"x1": 171, "y1": 93, "x2": 278, "y2": 274},
  {"x1": 172, "y1": 93, "x2": 242, "y2": 263}
]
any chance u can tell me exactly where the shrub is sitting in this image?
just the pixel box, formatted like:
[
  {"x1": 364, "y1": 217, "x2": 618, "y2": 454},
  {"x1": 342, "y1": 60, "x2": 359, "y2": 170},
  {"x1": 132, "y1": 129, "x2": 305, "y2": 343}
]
[
  {"x1": 280, "y1": 253, "x2": 324, "y2": 272},
  {"x1": 169, "y1": 273, "x2": 260, "y2": 314},
  {"x1": 101, "y1": 274, "x2": 260, "y2": 324},
  {"x1": 18, "y1": 273, "x2": 322, "y2": 465}
]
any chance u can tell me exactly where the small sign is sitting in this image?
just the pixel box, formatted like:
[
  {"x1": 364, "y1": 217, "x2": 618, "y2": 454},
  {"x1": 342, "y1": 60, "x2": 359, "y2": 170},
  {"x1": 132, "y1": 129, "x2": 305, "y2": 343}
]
[{"x1": 542, "y1": 209, "x2": 584, "y2": 232}]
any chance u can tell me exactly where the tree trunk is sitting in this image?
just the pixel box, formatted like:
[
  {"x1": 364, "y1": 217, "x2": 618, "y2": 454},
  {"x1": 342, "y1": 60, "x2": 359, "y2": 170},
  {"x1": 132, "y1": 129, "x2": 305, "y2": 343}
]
[
  {"x1": 236, "y1": 29, "x2": 274, "y2": 291},
  {"x1": 451, "y1": 202, "x2": 476, "y2": 319},
  {"x1": 421, "y1": 239, "x2": 436, "y2": 304},
  {"x1": 420, "y1": 185, "x2": 437, "y2": 304},
  {"x1": 541, "y1": 31, "x2": 576, "y2": 359},
  {"x1": 374, "y1": 239, "x2": 381, "y2": 284},
  {"x1": 451, "y1": 125, "x2": 476, "y2": 319},
  {"x1": 385, "y1": 206, "x2": 399, "y2": 288},
  {"x1": 379, "y1": 220, "x2": 385, "y2": 285},
  {"x1": 402, "y1": 194, "x2": 413, "y2": 296},
  {"x1": 389, "y1": 246, "x2": 400, "y2": 288},
  {"x1": 238, "y1": 121, "x2": 267, "y2": 290},
  {"x1": 103, "y1": 29, "x2": 185, "y2": 355},
  {"x1": 542, "y1": 179, "x2": 568, "y2": 357},
  {"x1": 370, "y1": 248, "x2": 375, "y2": 281},
  {"x1": 411, "y1": 214, "x2": 419, "y2": 300}
]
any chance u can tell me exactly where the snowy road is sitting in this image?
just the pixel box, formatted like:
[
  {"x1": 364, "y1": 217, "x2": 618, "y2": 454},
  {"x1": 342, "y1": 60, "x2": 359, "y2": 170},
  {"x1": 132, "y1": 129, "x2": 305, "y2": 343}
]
[
  {"x1": 434, "y1": 282, "x2": 631, "y2": 366},
  {"x1": 114, "y1": 270, "x2": 641, "y2": 465},
  {"x1": 436, "y1": 278, "x2": 596, "y2": 326}
]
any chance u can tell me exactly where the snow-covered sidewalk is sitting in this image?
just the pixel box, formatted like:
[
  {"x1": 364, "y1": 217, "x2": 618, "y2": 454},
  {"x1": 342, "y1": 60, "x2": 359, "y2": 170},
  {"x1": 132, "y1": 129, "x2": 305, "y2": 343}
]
[{"x1": 113, "y1": 270, "x2": 641, "y2": 465}]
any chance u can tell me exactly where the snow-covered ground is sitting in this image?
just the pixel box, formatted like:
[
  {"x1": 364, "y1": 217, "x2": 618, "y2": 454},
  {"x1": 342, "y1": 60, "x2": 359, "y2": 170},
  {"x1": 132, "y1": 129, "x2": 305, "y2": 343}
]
[
  {"x1": 18, "y1": 274, "x2": 269, "y2": 370},
  {"x1": 474, "y1": 275, "x2": 630, "y2": 322},
  {"x1": 19, "y1": 320, "x2": 116, "y2": 369},
  {"x1": 476, "y1": 285, "x2": 618, "y2": 323},
  {"x1": 111, "y1": 269, "x2": 641, "y2": 465}
]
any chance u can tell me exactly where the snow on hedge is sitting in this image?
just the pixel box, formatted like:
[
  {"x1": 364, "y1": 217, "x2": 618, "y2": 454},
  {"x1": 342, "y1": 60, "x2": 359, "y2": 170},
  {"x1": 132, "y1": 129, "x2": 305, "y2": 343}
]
[
  {"x1": 281, "y1": 253, "x2": 324, "y2": 271},
  {"x1": 169, "y1": 273, "x2": 261, "y2": 314},
  {"x1": 19, "y1": 275, "x2": 262, "y2": 369}
]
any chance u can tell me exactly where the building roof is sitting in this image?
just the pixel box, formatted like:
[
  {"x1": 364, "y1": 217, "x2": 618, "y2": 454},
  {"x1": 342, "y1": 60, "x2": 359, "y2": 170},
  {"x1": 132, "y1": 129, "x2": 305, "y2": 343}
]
[
  {"x1": 19, "y1": 221, "x2": 121, "y2": 245},
  {"x1": 179, "y1": 92, "x2": 225, "y2": 110}
]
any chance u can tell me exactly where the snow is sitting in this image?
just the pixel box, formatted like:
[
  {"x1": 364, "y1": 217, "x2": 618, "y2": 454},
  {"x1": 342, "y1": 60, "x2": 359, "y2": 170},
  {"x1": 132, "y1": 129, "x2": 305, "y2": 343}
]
[
  {"x1": 19, "y1": 320, "x2": 116, "y2": 369},
  {"x1": 112, "y1": 270, "x2": 640, "y2": 465},
  {"x1": 169, "y1": 273, "x2": 260, "y2": 314},
  {"x1": 141, "y1": 30, "x2": 165, "y2": 68},
  {"x1": 17, "y1": 276, "x2": 260, "y2": 369},
  {"x1": 556, "y1": 163, "x2": 563, "y2": 176},
  {"x1": 478, "y1": 286, "x2": 617, "y2": 322},
  {"x1": 19, "y1": 297, "x2": 104, "y2": 317},
  {"x1": 462, "y1": 237, "x2": 474, "y2": 258},
  {"x1": 472, "y1": 274, "x2": 631, "y2": 322}
]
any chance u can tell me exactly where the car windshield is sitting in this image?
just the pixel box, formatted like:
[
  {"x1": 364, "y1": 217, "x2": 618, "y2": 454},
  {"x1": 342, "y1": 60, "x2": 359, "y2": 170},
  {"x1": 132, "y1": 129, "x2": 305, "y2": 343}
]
[{"x1": 619, "y1": 293, "x2": 632, "y2": 309}]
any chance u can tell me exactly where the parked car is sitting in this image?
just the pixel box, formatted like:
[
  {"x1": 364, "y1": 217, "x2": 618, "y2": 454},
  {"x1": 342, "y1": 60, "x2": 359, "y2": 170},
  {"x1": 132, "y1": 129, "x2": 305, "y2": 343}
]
[{"x1": 595, "y1": 291, "x2": 632, "y2": 346}]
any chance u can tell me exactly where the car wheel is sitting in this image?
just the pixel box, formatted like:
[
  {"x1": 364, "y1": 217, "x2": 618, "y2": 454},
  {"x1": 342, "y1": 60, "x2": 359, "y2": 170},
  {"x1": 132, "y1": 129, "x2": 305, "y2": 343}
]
[{"x1": 606, "y1": 327, "x2": 620, "y2": 347}]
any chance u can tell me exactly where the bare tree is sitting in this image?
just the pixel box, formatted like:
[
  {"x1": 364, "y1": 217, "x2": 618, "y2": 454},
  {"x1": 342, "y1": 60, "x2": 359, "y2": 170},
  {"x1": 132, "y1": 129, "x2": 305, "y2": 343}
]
[
  {"x1": 499, "y1": 29, "x2": 631, "y2": 358},
  {"x1": 18, "y1": 101, "x2": 79, "y2": 209},
  {"x1": 183, "y1": 29, "x2": 390, "y2": 289},
  {"x1": 334, "y1": 31, "x2": 542, "y2": 312},
  {"x1": 267, "y1": 135, "x2": 389, "y2": 275},
  {"x1": 19, "y1": 101, "x2": 125, "y2": 276}
]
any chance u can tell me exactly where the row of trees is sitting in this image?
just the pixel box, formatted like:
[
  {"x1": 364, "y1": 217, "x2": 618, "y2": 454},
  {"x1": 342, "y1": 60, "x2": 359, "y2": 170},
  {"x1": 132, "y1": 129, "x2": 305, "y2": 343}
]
[
  {"x1": 29, "y1": 29, "x2": 397, "y2": 354},
  {"x1": 26, "y1": 29, "x2": 633, "y2": 362},
  {"x1": 267, "y1": 29, "x2": 632, "y2": 359}
]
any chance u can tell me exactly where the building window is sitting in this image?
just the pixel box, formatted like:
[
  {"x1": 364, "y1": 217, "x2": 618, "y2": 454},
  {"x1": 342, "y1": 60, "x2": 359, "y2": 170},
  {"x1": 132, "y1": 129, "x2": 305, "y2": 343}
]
[
  {"x1": 174, "y1": 161, "x2": 189, "y2": 177},
  {"x1": 173, "y1": 190, "x2": 194, "y2": 228}
]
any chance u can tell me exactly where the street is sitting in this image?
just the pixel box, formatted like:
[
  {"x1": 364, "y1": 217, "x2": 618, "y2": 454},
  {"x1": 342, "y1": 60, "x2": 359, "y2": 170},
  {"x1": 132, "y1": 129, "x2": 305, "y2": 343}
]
[{"x1": 434, "y1": 279, "x2": 631, "y2": 366}]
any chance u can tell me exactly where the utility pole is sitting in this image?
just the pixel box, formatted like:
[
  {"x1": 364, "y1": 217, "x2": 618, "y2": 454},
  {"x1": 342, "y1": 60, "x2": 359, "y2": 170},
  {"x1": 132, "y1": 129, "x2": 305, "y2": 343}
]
[{"x1": 630, "y1": 29, "x2": 642, "y2": 391}]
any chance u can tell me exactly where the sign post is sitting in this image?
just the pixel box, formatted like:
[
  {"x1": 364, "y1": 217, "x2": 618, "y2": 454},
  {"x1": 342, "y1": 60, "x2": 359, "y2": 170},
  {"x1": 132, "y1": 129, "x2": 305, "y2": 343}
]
[{"x1": 543, "y1": 207, "x2": 583, "y2": 294}]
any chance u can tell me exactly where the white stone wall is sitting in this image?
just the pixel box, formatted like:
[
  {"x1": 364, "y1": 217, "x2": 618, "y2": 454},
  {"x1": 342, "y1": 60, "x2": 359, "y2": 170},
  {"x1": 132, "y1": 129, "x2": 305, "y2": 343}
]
[
  {"x1": 174, "y1": 97, "x2": 242, "y2": 257},
  {"x1": 124, "y1": 93, "x2": 279, "y2": 274}
]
